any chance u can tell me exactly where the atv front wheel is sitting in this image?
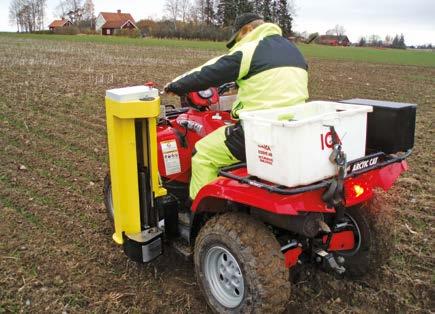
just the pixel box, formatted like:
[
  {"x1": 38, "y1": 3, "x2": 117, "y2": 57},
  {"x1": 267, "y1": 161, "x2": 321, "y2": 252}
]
[
  {"x1": 103, "y1": 174, "x2": 114, "y2": 225},
  {"x1": 194, "y1": 212, "x2": 290, "y2": 313},
  {"x1": 338, "y1": 193, "x2": 394, "y2": 278}
]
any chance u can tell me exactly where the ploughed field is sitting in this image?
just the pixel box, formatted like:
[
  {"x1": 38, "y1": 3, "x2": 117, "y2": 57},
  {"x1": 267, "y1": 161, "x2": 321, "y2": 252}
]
[{"x1": 0, "y1": 34, "x2": 433, "y2": 313}]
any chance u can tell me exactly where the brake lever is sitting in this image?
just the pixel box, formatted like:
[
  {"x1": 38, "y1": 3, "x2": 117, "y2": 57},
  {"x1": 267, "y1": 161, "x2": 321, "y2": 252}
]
[{"x1": 218, "y1": 82, "x2": 236, "y2": 95}]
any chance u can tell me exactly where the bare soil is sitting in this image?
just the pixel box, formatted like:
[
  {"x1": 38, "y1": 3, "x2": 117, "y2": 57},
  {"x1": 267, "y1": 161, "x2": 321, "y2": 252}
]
[{"x1": 0, "y1": 36, "x2": 433, "y2": 313}]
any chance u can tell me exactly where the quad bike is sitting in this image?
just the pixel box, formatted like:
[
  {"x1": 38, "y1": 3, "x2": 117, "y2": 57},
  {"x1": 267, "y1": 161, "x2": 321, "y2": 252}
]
[{"x1": 103, "y1": 83, "x2": 416, "y2": 313}]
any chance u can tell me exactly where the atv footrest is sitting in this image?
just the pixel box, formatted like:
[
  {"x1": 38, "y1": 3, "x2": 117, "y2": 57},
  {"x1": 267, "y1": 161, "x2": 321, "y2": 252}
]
[
  {"x1": 123, "y1": 228, "x2": 163, "y2": 263},
  {"x1": 172, "y1": 238, "x2": 193, "y2": 260}
]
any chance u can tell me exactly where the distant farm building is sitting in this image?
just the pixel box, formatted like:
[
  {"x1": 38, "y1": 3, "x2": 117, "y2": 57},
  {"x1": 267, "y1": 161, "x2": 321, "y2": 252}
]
[
  {"x1": 288, "y1": 36, "x2": 306, "y2": 43},
  {"x1": 48, "y1": 18, "x2": 72, "y2": 31},
  {"x1": 317, "y1": 35, "x2": 350, "y2": 46},
  {"x1": 96, "y1": 10, "x2": 138, "y2": 35}
]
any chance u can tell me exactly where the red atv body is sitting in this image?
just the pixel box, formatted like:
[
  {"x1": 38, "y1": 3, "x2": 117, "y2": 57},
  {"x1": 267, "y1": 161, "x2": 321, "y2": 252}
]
[
  {"x1": 104, "y1": 83, "x2": 415, "y2": 312},
  {"x1": 157, "y1": 107, "x2": 234, "y2": 184},
  {"x1": 155, "y1": 86, "x2": 409, "y2": 261}
]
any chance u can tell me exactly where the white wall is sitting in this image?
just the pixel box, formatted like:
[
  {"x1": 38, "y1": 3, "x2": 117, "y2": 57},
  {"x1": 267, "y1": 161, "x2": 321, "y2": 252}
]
[{"x1": 95, "y1": 14, "x2": 105, "y2": 31}]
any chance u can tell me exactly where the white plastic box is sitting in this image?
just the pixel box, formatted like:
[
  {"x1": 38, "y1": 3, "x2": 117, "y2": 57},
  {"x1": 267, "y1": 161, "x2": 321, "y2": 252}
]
[{"x1": 239, "y1": 101, "x2": 373, "y2": 187}]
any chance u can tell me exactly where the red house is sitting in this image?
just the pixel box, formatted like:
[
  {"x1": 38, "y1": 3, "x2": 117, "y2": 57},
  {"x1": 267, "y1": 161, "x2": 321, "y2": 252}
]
[
  {"x1": 95, "y1": 10, "x2": 138, "y2": 35},
  {"x1": 48, "y1": 18, "x2": 72, "y2": 31},
  {"x1": 317, "y1": 35, "x2": 350, "y2": 46}
]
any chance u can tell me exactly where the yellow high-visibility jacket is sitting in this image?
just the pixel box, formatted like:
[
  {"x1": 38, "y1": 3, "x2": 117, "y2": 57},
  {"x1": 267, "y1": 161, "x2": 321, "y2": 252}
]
[{"x1": 167, "y1": 23, "x2": 309, "y2": 118}]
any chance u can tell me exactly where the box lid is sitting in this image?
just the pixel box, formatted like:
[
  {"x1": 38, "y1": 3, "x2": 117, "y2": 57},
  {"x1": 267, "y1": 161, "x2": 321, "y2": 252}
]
[
  {"x1": 341, "y1": 98, "x2": 416, "y2": 109},
  {"x1": 239, "y1": 101, "x2": 372, "y2": 128}
]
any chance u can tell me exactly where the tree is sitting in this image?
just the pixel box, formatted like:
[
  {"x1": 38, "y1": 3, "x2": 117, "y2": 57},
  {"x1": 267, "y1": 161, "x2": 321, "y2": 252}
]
[
  {"x1": 368, "y1": 34, "x2": 381, "y2": 46},
  {"x1": 417, "y1": 43, "x2": 432, "y2": 49},
  {"x1": 155, "y1": 0, "x2": 296, "y2": 38},
  {"x1": 9, "y1": 0, "x2": 22, "y2": 32},
  {"x1": 194, "y1": 0, "x2": 219, "y2": 25},
  {"x1": 392, "y1": 34, "x2": 399, "y2": 48},
  {"x1": 391, "y1": 34, "x2": 406, "y2": 49},
  {"x1": 82, "y1": 0, "x2": 95, "y2": 29},
  {"x1": 192, "y1": 0, "x2": 205, "y2": 23},
  {"x1": 204, "y1": 0, "x2": 215, "y2": 25},
  {"x1": 398, "y1": 33, "x2": 406, "y2": 49},
  {"x1": 326, "y1": 25, "x2": 345, "y2": 37},
  {"x1": 9, "y1": 0, "x2": 47, "y2": 32},
  {"x1": 384, "y1": 35, "x2": 392, "y2": 47},
  {"x1": 252, "y1": 0, "x2": 262, "y2": 13},
  {"x1": 237, "y1": 0, "x2": 254, "y2": 15},
  {"x1": 215, "y1": 0, "x2": 295, "y2": 30},
  {"x1": 38, "y1": 0, "x2": 46, "y2": 30},
  {"x1": 54, "y1": 0, "x2": 83, "y2": 23},
  {"x1": 358, "y1": 36, "x2": 367, "y2": 47},
  {"x1": 164, "y1": 0, "x2": 180, "y2": 28},
  {"x1": 261, "y1": 0, "x2": 273, "y2": 21},
  {"x1": 136, "y1": 19, "x2": 156, "y2": 35},
  {"x1": 287, "y1": 0, "x2": 296, "y2": 16},
  {"x1": 54, "y1": 0, "x2": 68, "y2": 18},
  {"x1": 66, "y1": 2, "x2": 83, "y2": 24},
  {"x1": 179, "y1": 0, "x2": 192, "y2": 22},
  {"x1": 299, "y1": 31, "x2": 308, "y2": 39},
  {"x1": 216, "y1": 0, "x2": 236, "y2": 26},
  {"x1": 275, "y1": 0, "x2": 293, "y2": 36},
  {"x1": 333, "y1": 24, "x2": 345, "y2": 37},
  {"x1": 271, "y1": 0, "x2": 279, "y2": 21}
]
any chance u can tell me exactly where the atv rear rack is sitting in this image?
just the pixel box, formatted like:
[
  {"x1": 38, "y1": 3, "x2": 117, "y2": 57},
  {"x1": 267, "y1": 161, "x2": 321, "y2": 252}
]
[{"x1": 218, "y1": 149, "x2": 412, "y2": 195}]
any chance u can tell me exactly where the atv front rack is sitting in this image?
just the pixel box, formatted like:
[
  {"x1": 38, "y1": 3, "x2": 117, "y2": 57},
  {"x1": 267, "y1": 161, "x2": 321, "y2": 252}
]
[{"x1": 218, "y1": 149, "x2": 412, "y2": 195}]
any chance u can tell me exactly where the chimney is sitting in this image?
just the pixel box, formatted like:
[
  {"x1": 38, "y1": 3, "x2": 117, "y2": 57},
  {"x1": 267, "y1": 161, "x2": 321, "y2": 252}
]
[
  {"x1": 61, "y1": 17, "x2": 65, "y2": 20},
  {"x1": 117, "y1": 9, "x2": 121, "y2": 14}
]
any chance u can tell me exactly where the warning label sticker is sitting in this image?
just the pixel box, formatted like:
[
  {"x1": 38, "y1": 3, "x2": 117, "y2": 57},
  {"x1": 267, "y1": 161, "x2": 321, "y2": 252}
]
[
  {"x1": 257, "y1": 144, "x2": 273, "y2": 165},
  {"x1": 161, "y1": 140, "x2": 181, "y2": 176}
]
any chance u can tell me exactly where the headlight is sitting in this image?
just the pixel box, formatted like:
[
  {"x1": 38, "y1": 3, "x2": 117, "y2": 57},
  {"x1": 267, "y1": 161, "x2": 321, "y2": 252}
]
[{"x1": 198, "y1": 89, "x2": 213, "y2": 99}]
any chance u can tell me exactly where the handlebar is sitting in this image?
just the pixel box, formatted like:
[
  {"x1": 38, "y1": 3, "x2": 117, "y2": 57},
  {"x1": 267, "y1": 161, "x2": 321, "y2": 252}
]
[
  {"x1": 163, "y1": 82, "x2": 236, "y2": 97},
  {"x1": 218, "y1": 82, "x2": 237, "y2": 95}
]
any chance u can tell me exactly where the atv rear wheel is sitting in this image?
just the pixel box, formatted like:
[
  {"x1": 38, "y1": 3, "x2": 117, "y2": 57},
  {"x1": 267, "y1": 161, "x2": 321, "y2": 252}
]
[
  {"x1": 338, "y1": 193, "x2": 394, "y2": 278},
  {"x1": 103, "y1": 174, "x2": 114, "y2": 225},
  {"x1": 194, "y1": 212, "x2": 290, "y2": 313}
]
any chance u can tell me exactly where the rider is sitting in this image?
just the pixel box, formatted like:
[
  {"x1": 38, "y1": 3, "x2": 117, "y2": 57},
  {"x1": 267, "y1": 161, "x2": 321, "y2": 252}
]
[{"x1": 165, "y1": 13, "x2": 309, "y2": 200}]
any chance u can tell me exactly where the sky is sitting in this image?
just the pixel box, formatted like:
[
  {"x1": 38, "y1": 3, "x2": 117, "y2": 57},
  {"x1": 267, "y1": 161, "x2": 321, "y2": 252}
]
[{"x1": 0, "y1": 0, "x2": 434, "y2": 45}]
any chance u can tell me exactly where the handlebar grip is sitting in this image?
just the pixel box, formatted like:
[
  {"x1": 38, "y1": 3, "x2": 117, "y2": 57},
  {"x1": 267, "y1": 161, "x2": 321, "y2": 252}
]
[{"x1": 145, "y1": 81, "x2": 157, "y2": 88}]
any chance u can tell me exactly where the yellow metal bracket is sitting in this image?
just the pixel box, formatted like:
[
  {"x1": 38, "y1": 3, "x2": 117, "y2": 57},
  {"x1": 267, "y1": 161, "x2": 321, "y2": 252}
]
[{"x1": 105, "y1": 96, "x2": 167, "y2": 245}]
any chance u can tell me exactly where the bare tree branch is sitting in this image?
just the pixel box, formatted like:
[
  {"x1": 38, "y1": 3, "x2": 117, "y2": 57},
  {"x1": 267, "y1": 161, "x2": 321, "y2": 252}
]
[
  {"x1": 9, "y1": 0, "x2": 47, "y2": 32},
  {"x1": 165, "y1": 0, "x2": 180, "y2": 29}
]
